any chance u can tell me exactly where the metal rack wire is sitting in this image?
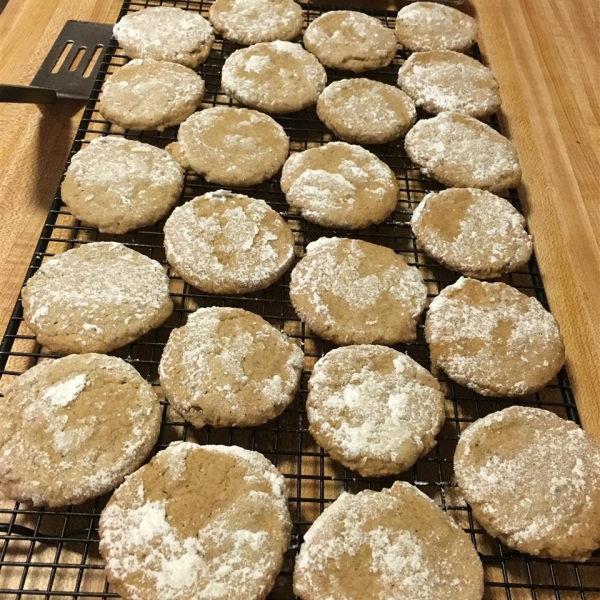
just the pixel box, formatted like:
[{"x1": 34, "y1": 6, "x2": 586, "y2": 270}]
[{"x1": 0, "y1": 1, "x2": 598, "y2": 598}]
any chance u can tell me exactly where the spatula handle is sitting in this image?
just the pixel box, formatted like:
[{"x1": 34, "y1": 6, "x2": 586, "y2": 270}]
[{"x1": 0, "y1": 84, "x2": 58, "y2": 104}]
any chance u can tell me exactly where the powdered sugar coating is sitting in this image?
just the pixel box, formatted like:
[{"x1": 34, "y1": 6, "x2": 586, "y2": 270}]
[
  {"x1": 159, "y1": 307, "x2": 304, "y2": 428},
  {"x1": 307, "y1": 346, "x2": 445, "y2": 477},
  {"x1": 222, "y1": 41, "x2": 327, "y2": 114},
  {"x1": 398, "y1": 51, "x2": 500, "y2": 117},
  {"x1": 293, "y1": 481, "x2": 484, "y2": 600},
  {"x1": 113, "y1": 7, "x2": 214, "y2": 68},
  {"x1": 22, "y1": 242, "x2": 173, "y2": 354},
  {"x1": 0, "y1": 354, "x2": 161, "y2": 507},
  {"x1": 405, "y1": 111, "x2": 521, "y2": 192},
  {"x1": 290, "y1": 238, "x2": 427, "y2": 345},
  {"x1": 164, "y1": 191, "x2": 295, "y2": 294},
  {"x1": 455, "y1": 407, "x2": 600, "y2": 561},
  {"x1": 426, "y1": 277, "x2": 565, "y2": 396}
]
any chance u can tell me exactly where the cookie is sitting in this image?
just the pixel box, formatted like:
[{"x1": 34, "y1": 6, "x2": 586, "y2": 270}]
[
  {"x1": 98, "y1": 58, "x2": 205, "y2": 131},
  {"x1": 113, "y1": 7, "x2": 214, "y2": 68},
  {"x1": 395, "y1": 2, "x2": 478, "y2": 52},
  {"x1": 159, "y1": 307, "x2": 304, "y2": 428},
  {"x1": 289, "y1": 238, "x2": 427, "y2": 345},
  {"x1": 303, "y1": 11, "x2": 397, "y2": 72},
  {"x1": 0, "y1": 354, "x2": 161, "y2": 507},
  {"x1": 455, "y1": 407, "x2": 600, "y2": 561},
  {"x1": 316, "y1": 79, "x2": 416, "y2": 145},
  {"x1": 411, "y1": 188, "x2": 533, "y2": 278},
  {"x1": 100, "y1": 442, "x2": 292, "y2": 600},
  {"x1": 294, "y1": 481, "x2": 484, "y2": 600},
  {"x1": 164, "y1": 191, "x2": 295, "y2": 294},
  {"x1": 280, "y1": 142, "x2": 399, "y2": 229},
  {"x1": 425, "y1": 277, "x2": 565, "y2": 396},
  {"x1": 307, "y1": 346, "x2": 445, "y2": 477},
  {"x1": 222, "y1": 41, "x2": 327, "y2": 114},
  {"x1": 22, "y1": 242, "x2": 173, "y2": 355},
  {"x1": 404, "y1": 111, "x2": 521, "y2": 192},
  {"x1": 209, "y1": 0, "x2": 303, "y2": 45},
  {"x1": 168, "y1": 107, "x2": 289, "y2": 186},
  {"x1": 61, "y1": 137, "x2": 184, "y2": 234},
  {"x1": 398, "y1": 51, "x2": 501, "y2": 117}
]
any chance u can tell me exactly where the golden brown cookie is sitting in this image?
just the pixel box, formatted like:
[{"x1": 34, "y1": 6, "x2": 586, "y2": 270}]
[
  {"x1": 411, "y1": 188, "x2": 533, "y2": 278},
  {"x1": 163, "y1": 191, "x2": 295, "y2": 294},
  {"x1": 307, "y1": 346, "x2": 445, "y2": 477},
  {"x1": 425, "y1": 277, "x2": 565, "y2": 396},
  {"x1": 280, "y1": 142, "x2": 399, "y2": 229},
  {"x1": 303, "y1": 11, "x2": 397, "y2": 72},
  {"x1": 100, "y1": 442, "x2": 292, "y2": 600},
  {"x1": 455, "y1": 406, "x2": 600, "y2": 561},
  {"x1": 22, "y1": 242, "x2": 173, "y2": 355},
  {"x1": 289, "y1": 238, "x2": 428, "y2": 345},
  {"x1": 294, "y1": 481, "x2": 484, "y2": 600},
  {"x1": 316, "y1": 79, "x2": 416, "y2": 145},
  {"x1": 159, "y1": 307, "x2": 304, "y2": 428},
  {"x1": 0, "y1": 354, "x2": 161, "y2": 507},
  {"x1": 404, "y1": 111, "x2": 521, "y2": 192}
]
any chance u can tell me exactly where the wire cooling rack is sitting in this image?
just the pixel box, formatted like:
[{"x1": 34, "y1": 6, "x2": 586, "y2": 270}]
[{"x1": 1, "y1": 1, "x2": 599, "y2": 598}]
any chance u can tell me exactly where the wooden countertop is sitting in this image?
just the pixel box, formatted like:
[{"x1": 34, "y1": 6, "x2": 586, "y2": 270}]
[{"x1": 1, "y1": 0, "x2": 599, "y2": 446}]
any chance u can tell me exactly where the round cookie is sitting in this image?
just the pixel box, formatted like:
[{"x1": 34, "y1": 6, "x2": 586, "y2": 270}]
[
  {"x1": 289, "y1": 238, "x2": 427, "y2": 345},
  {"x1": 398, "y1": 51, "x2": 501, "y2": 117},
  {"x1": 98, "y1": 58, "x2": 205, "y2": 131},
  {"x1": 307, "y1": 346, "x2": 445, "y2": 477},
  {"x1": 294, "y1": 481, "x2": 484, "y2": 600},
  {"x1": 100, "y1": 442, "x2": 292, "y2": 600},
  {"x1": 159, "y1": 307, "x2": 304, "y2": 428},
  {"x1": 316, "y1": 79, "x2": 416, "y2": 145},
  {"x1": 303, "y1": 11, "x2": 397, "y2": 72},
  {"x1": 425, "y1": 277, "x2": 565, "y2": 396},
  {"x1": 168, "y1": 107, "x2": 289, "y2": 186},
  {"x1": 395, "y1": 2, "x2": 478, "y2": 52},
  {"x1": 222, "y1": 41, "x2": 326, "y2": 114},
  {"x1": 164, "y1": 191, "x2": 295, "y2": 294},
  {"x1": 209, "y1": 0, "x2": 303, "y2": 45},
  {"x1": 455, "y1": 407, "x2": 600, "y2": 561},
  {"x1": 22, "y1": 242, "x2": 173, "y2": 355},
  {"x1": 404, "y1": 111, "x2": 521, "y2": 192},
  {"x1": 61, "y1": 137, "x2": 184, "y2": 234},
  {"x1": 411, "y1": 188, "x2": 533, "y2": 278},
  {"x1": 0, "y1": 354, "x2": 161, "y2": 507},
  {"x1": 280, "y1": 142, "x2": 399, "y2": 229},
  {"x1": 113, "y1": 7, "x2": 214, "y2": 68}
]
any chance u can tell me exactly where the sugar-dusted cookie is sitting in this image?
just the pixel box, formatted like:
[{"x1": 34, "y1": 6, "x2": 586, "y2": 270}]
[
  {"x1": 411, "y1": 188, "x2": 532, "y2": 278},
  {"x1": 61, "y1": 137, "x2": 184, "y2": 234},
  {"x1": 303, "y1": 11, "x2": 396, "y2": 72},
  {"x1": 222, "y1": 41, "x2": 326, "y2": 114},
  {"x1": 307, "y1": 346, "x2": 445, "y2": 477},
  {"x1": 280, "y1": 142, "x2": 399, "y2": 229},
  {"x1": 404, "y1": 111, "x2": 521, "y2": 192},
  {"x1": 168, "y1": 107, "x2": 289, "y2": 186},
  {"x1": 455, "y1": 406, "x2": 600, "y2": 561},
  {"x1": 398, "y1": 51, "x2": 500, "y2": 117},
  {"x1": 0, "y1": 354, "x2": 161, "y2": 507},
  {"x1": 289, "y1": 238, "x2": 427, "y2": 345},
  {"x1": 100, "y1": 442, "x2": 292, "y2": 600},
  {"x1": 22, "y1": 242, "x2": 173, "y2": 354},
  {"x1": 98, "y1": 59, "x2": 205, "y2": 131},
  {"x1": 425, "y1": 277, "x2": 565, "y2": 396},
  {"x1": 209, "y1": 0, "x2": 303, "y2": 45},
  {"x1": 159, "y1": 307, "x2": 304, "y2": 428},
  {"x1": 113, "y1": 7, "x2": 214, "y2": 68},
  {"x1": 395, "y1": 2, "x2": 477, "y2": 52},
  {"x1": 294, "y1": 482, "x2": 484, "y2": 600},
  {"x1": 164, "y1": 191, "x2": 295, "y2": 294},
  {"x1": 316, "y1": 79, "x2": 416, "y2": 144}
]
